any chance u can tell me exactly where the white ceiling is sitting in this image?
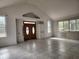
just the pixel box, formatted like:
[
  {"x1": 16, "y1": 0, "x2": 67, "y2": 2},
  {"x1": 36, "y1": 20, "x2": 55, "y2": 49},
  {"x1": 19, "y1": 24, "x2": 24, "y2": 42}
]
[
  {"x1": 0, "y1": 0, "x2": 26, "y2": 8},
  {"x1": 0, "y1": 0, "x2": 79, "y2": 20}
]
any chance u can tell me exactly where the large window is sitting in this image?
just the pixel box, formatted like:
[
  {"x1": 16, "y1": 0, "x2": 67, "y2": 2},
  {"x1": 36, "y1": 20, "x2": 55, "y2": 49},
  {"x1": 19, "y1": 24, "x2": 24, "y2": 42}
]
[
  {"x1": 63, "y1": 21, "x2": 69, "y2": 31},
  {"x1": 58, "y1": 19, "x2": 79, "y2": 32},
  {"x1": 58, "y1": 21, "x2": 64, "y2": 31},
  {"x1": 0, "y1": 16, "x2": 7, "y2": 37},
  {"x1": 70, "y1": 20, "x2": 76, "y2": 31},
  {"x1": 48, "y1": 20, "x2": 51, "y2": 33},
  {"x1": 77, "y1": 19, "x2": 79, "y2": 31}
]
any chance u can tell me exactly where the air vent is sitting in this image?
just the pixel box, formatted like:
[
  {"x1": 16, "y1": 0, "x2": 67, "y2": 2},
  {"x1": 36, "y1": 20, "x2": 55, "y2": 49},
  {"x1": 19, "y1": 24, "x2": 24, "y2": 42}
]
[{"x1": 37, "y1": 21, "x2": 44, "y2": 24}]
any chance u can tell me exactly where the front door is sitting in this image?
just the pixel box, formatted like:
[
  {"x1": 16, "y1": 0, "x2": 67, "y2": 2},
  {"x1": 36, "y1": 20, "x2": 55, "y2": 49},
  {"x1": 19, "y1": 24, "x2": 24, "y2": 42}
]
[{"x1": 23, "y1": 21, "x2": 36, "y2": 41}]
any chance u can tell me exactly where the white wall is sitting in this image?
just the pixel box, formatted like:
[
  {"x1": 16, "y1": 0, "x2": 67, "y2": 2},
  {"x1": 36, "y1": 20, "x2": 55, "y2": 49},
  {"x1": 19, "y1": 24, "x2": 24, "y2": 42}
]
[
  {"x1": 0, "y1": 3, "x2": 53, "y2": 46},
  {"x1": 0, "y1": 11, "x2": 17, "y2": 47},
  {"x1": 16, "y1": 18, "x2": 45, "y2": 43}
]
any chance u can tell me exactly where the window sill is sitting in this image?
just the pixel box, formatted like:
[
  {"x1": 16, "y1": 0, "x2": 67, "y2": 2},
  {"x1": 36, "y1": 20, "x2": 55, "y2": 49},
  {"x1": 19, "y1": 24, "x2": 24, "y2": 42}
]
[{"x1": 0, "y1": 36, "x2": 7, "y2": 38}]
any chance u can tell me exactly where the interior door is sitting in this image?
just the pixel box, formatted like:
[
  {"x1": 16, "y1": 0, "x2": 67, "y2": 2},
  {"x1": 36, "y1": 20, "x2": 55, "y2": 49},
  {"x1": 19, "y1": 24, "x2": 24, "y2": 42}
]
[{"x1": 23, "y1": 22, "x2": 36, "y2": 41}]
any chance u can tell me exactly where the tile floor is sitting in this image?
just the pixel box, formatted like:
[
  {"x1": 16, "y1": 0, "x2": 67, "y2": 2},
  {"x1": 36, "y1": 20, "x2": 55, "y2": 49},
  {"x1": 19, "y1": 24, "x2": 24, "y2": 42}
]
[{"x1": 0, "y1": 38, "x2": 79, "y2": 59}]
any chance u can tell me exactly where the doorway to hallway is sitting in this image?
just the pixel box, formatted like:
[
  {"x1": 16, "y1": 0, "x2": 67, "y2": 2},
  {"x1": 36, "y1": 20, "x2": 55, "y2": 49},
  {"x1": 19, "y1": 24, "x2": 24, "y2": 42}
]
[{"x1": 23, "y1": 21, "x2": 36, "y2": 41}]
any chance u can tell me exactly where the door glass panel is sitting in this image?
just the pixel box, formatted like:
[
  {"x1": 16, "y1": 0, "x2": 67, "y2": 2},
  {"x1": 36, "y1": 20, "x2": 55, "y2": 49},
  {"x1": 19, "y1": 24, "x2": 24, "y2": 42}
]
[
  {"x1": 32, "y1": 27, "x2": 35, "y2": 34},
  {"x1": 26, "y1": 27, "x2": 29, "y2": 35}
]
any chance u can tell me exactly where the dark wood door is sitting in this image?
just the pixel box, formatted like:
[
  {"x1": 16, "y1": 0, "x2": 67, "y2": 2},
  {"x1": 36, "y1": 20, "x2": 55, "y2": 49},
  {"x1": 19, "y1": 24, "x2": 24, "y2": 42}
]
[{"x1": 23, "y1": 23, "x2": 36, "y2": 41}]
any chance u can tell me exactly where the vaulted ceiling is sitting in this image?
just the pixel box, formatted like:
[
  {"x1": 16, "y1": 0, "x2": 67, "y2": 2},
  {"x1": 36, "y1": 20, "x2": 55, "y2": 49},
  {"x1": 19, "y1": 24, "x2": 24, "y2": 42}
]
[{"x1": 0, "y1": 0, "x2": 79, "y2": 20}]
